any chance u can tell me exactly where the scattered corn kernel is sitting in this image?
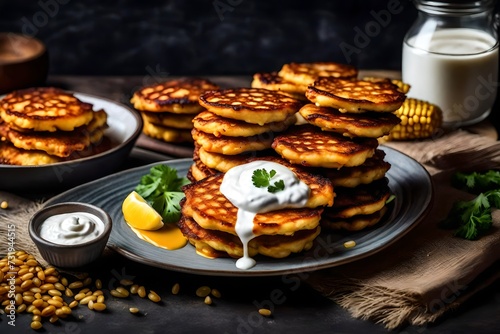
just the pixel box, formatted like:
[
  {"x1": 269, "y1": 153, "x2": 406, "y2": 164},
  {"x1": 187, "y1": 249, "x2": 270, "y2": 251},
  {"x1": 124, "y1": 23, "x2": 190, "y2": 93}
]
[
  {"x1": 130, "y1": 284, "x2": 139, "y2": 294},
  {"x1": 68, "y1": 281, "x2": 83, "y2": 290},
  {"x1": 61, "y1": 277, "x2": 68, "y2": 287},
  {"x1": 74, "y1": 292, "x2": 87, "y2": 301},
  {"x1": 30, "y1": 320, "x2": 43, "y2": 330},
  {"x1": 116, "y1": 286, "x2": 130, "y2": 297},
  {"x1": 258, "y1": 308, "x2": 272, "y2": 317},
  {"x1": 137, "y1": 286, "x2": 146, "y2": 298},
  {"x1": 196, "y1": 286, "x2": 211, "y2": 298},
  {"x1": 65, "y1": 288, "x2": 74, "y2": 297},
  {"x1": 129, "y1": 307, "x2": 140, "y2": 314},
  {"x1": 171, "y1": 283, "x2": 180, "y2": 295},
  {"x1": 92, "y1": 302, "x2": 107, "y2": 311},
  {"x1": 211, "y1": 288, "x2": 221, "y2": 298},
  {"x1": 1, "y1": 201, "x2": 8, "y2": 209},
  {"x1": 110, "y1": 289, "x2": 127, "y2": 298},
  {"x1": 79, "y1": 295, "x2": 96, "y2": 305},
  {"x1": 41, "y1": 305, "x2": 56, "y2": 317},
  {"x1": 204, "y1": 296, "x2": 212, "y2": 305},
  {"x1": 343, "y1": 240, "x2": 357, "y2": 249},
  {"x1": 148, "y1": 290, "x2": 161, "y2": 303}
]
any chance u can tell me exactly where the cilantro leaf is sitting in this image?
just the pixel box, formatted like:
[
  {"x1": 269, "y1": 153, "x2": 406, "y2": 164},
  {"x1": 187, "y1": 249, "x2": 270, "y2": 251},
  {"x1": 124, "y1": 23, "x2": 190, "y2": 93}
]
[
  {"x1": 252, "y1": 169, "x2": 271, "y2": 188},
  {"x1": 135, "y1": 165, "x2": 190, "y2": 223},
  {"x1": 453, "y1": 170, "x2": 500, "y2": 193},
  {"x1": 268, "y1": 179, "x2": 285, "y2": 193},
  {"x1": 252, "y1": 168, "x2": 286, "y2": 193},
  {"x1": 440, "y1": 188, "x2": 498, "y2": 240}
]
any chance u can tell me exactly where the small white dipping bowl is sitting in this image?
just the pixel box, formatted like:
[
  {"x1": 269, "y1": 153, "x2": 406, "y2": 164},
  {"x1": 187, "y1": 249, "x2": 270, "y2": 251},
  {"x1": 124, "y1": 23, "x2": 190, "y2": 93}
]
[{"x1": 29, "y1": 202, "x2": 112, "y2": 268}]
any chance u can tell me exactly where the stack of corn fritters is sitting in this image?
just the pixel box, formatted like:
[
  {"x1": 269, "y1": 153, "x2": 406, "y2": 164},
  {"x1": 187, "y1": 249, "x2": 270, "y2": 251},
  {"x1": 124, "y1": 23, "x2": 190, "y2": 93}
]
[
  {"x1": 271, "y1": 62, "x2": 406, "y2": 232},
  {"x1": 0, "y1": 87, "x2": 109, "y2": 165},
  {"x1": 177, "y1": 62, "x2": 408, "y2": 263},
  {"x1": 130, "y1": 78, "x2": 219, "y2": 144},
  {"x1": 179, "y1": 87, "x2": 335, "y2": 260}
]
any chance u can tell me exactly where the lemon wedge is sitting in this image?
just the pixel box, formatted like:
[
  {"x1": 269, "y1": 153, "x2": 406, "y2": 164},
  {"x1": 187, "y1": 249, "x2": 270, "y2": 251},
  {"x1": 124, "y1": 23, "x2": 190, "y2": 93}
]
[{"x1": 122, "y1": 191, "x2": 164, "y2": 230}]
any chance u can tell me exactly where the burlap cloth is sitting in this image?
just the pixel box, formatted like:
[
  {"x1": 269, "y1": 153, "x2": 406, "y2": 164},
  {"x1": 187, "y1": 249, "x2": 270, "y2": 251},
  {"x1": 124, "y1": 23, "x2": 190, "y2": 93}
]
[
  {"x1": 1, "y1": 128, "x2": 499, "y2": 329},
  {"x1": 307, "y1": 128, "x2": 500, "y2": 329}
]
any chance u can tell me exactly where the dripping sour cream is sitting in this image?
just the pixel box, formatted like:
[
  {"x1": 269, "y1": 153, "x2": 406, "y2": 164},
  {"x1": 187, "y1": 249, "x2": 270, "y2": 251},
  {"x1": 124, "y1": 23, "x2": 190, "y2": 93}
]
[
  {"x1": 220, "y1": 160, "x2": 310, "y2": 270},
  {"x1": 39, "y1": 212, "x2": 105, "y2": 245}
]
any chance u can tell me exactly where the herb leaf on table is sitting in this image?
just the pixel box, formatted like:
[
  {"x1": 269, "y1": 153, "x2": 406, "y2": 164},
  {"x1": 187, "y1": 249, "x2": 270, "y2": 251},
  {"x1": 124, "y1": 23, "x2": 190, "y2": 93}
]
[
  {"x1": 441, "y1": 171, "x2": 500, "y2": 240},
  {"x1": 453, "y1": 170, "x2": 500, "y2": 193}
]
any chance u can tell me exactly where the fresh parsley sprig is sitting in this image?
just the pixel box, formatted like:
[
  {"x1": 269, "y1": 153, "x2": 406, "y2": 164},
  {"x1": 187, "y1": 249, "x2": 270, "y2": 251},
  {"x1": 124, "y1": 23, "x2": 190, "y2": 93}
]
[
  {"x1": 252, "y1": 168, "x2": 285, "y2": 193},
  {"x1": 135, "y1": 164, "x2": 190, "y2": 223},
  {"x1": 453, "y1": 170, "x2": 500, "y2": 193},
  {"x1": 441, "y1": 170, "x2": 500, "y2": 240}
]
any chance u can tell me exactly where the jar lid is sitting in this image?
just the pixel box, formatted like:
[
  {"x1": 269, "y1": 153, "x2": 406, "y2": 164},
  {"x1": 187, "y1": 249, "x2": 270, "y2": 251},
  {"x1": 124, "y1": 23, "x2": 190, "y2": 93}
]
[{"x1": 415, "y1": 0, "x2": 496, "y2": 15}]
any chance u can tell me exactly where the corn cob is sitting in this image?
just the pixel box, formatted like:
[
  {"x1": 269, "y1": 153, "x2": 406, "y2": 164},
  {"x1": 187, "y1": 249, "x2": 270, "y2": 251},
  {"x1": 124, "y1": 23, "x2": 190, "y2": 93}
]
[
  {"x1": 390, "y1": 79, "x2": 411, "y2": 94},
  {"x1": 386, "y1": 98, "x2": 443, "y2": 140}
]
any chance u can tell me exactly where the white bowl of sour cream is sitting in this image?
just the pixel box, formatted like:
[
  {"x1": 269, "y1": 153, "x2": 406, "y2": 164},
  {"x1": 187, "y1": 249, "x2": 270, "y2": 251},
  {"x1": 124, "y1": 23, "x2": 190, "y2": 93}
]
[{"x1": 29, "y1": 202, "x2": 112, "y2": 268}]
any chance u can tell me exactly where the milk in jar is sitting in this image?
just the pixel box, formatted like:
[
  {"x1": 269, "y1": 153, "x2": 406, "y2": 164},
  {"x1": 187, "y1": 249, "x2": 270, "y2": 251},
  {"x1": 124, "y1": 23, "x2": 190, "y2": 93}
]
[{"x1": 402, "y1": 0, "x2": 499, "y2": 127}]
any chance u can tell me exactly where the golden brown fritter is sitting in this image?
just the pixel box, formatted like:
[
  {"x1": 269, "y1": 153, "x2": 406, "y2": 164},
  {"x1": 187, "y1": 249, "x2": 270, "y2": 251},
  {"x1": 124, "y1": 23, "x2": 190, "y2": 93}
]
[
  {"x1": 251, "y1": 72, "x2": 308, "y2": 101},
  {"x1": 187, "y1": 162, "x2": 218, "y2": 182},
  {"x1": 298, "y1": 103, "x2": 401, "y2": 138},
  {"x1": 0, "y1": 109, "x2": 107, "y2": 157},
  {"x1": 272, "y1": 124, "x2": 379, "y2": 168},
  {"x1": 131, "y1": 77, "x2": 219, "y2": 113},
  {"x1": 182, "y1": 192, "x2": 323, "y2": 237},
  {"x1": 191, "y1": 128, "x2": 273, "y2": 155},
  {"x1": 197, "y1": 146, "x2": 258, "y2": 172},
  {"x1": 319, "y1": 149, "x2": 390, "y2": 187},
  {"x1": 0, "y1": 87, "x2": 95, "y2": 132},
  {"x1": 197, "y1": 146, "x2": 280, "y2": 173},
  {"x1": 192, "y1": 110, "x2": 296, "y2": 137},
  {"x1": 323, "y1": 177, "x2": 391, "y2": 219},
  {"x1": 188, "y1": 144, "x2": 220, "y2": 182},
  {"x1": 278, "y1": 62, "x2": 358, "y2": 86},
  {"x1": 321, "y1": 206, "x2": 388, "y2": 231},
  {"x1": 142, "y1": 117, "x2": 193, "y2": 143},
  {"x1": 0, "y1": 141, "x2": 62, "y2": 165},
  {"x1": 178, "y1": 215, "x2": 321, "y2": 259},
  {"x1": 140, "y1": 110, "x2": 195, "y2": 129},
  {"x1": 306, "y1": 77, "x2": 406, "y2": 113},
  {"x1": 182, "y1": 157, "x2": 334, "y2": 237},
  {"x1": 198, "y1": 88, "x2": 303, "y2": 125}
]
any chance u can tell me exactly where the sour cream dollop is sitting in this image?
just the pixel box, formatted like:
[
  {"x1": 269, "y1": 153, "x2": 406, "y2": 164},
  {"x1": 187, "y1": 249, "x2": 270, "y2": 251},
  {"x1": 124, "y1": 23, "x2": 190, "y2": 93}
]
[
  {"x1": 220, "y1": 161, "x2": 310, "y2": 270},
  {"x1": 39, "y1": 212, "x2": 105, "y2": 245}
]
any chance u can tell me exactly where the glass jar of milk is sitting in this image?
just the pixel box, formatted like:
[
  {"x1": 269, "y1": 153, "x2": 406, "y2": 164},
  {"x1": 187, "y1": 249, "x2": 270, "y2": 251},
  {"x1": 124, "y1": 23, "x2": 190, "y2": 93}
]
[{"x1": 402, "y1": 0, "x2": 499, "y2": 127}]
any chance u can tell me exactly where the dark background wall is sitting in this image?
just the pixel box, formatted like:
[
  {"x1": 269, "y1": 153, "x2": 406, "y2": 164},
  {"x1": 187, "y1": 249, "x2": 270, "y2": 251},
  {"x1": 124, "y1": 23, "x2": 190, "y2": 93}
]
[{"x1": 0, "y1": 0, "x2": 421, "y2": 76}]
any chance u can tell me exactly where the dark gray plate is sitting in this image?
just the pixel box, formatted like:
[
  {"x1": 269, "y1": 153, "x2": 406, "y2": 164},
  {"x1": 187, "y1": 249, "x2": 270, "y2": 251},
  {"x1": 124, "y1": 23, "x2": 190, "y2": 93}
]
[
  {"x1": 0, "y1": 92, "x2": 142, "y2": 191},
  {"x1": 44, "y1": 146, "x2": 433, "y2": 276}
]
